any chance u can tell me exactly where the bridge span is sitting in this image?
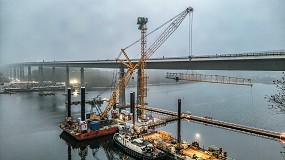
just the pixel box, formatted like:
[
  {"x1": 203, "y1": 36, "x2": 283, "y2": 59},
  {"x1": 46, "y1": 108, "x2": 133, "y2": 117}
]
[
  {"x1": 3, "y1": 50, "x2": 285, "y2": 88},
  {"x1": 7, "y1": 50, "x2": 285, "y2": 71}
]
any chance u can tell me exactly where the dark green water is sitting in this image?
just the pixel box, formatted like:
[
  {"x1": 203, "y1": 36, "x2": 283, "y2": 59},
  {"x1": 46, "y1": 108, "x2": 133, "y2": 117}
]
[{"x1": 0, "y1": 83, "x2": 284, "y2": 160}]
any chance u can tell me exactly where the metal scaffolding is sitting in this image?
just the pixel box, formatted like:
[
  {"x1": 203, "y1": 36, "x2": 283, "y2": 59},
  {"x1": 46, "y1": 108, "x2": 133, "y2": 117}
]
[{"x1": 166, "y1": 72, "x2": 253, "y2": 86}]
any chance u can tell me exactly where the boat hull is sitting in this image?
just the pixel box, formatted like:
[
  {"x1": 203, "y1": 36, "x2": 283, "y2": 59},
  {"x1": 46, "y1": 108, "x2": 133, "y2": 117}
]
[
  {"x1": 113, "y1": 134, "x2": 165, "y2": 160},
  {"x1": 62, "y1": 126, "x2": 118, "y2": 141}
]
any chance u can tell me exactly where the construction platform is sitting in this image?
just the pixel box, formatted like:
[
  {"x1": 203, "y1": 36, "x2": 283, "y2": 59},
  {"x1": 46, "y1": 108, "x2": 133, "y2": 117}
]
[
  {"x1": 143, "y1": 131, "x2": 226, "y2": 160},
  {"x1": 138, "y1": 106, "x2": 285, "y2": 143}
]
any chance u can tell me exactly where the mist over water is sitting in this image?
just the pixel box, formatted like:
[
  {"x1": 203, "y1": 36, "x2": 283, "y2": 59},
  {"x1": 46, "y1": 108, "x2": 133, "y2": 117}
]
[{"x1": 0, "y1": 83, "x2": 284, "y2": 160}]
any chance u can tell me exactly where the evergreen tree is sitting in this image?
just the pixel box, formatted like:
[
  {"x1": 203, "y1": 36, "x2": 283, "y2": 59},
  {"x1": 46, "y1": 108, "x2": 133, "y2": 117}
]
[{"x1": 265, "y1": 72, "x2": 285, "y2": 113}]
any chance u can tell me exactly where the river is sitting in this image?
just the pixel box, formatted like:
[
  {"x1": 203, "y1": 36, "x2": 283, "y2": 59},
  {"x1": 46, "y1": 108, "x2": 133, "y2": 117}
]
[{"x1": 0, "y1": 83, "x2": 284, "y2": 160}]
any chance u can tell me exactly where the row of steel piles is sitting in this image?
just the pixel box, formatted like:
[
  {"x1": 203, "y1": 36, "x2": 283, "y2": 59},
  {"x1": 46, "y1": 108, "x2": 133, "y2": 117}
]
[{"x1": 67, "y1": 87, "x2": 86, "y2": 121}]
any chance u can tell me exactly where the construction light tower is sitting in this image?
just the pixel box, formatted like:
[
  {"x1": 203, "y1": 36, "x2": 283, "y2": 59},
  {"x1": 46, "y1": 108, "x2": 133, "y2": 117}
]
[{"x1": 137, "y1": 17, "x2": 148, "y2": 117}]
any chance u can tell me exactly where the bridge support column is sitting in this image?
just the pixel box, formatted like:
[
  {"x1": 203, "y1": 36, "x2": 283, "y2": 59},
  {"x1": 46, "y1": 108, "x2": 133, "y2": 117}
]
[
  {"x1": 65, "y1": 66, "x2": 70, "y2": 91},
  {"x1": 20, "y1": 66, "x2": 24, "y2": 81},
  {"x1": 6, "y1": 68, "x2": 9, "y2": 78},
  {"x1": 9, "y1": 67, "x2": 12, "y2": 80},
  {"x1": 119, "y1": 67, "x2": 126, "y2": 107},
  {"x1": 52, "y1": 67, "x2": 56, "y2": 85},
  {"x1": 80, "y1": 67, "x2": 84, "y2": 87},
  {"x1": 16, "y1": 66, "x2": 20, "y2": 80},
  {"x1": 39, "y1": 65, "x2": 43, "y2": 86},
  {"x1": 13, "y1": 66, "x2": 16, "y2": 80},
  {"x1": 28, "y1": 66, "x2": 31, "y2": 81}
]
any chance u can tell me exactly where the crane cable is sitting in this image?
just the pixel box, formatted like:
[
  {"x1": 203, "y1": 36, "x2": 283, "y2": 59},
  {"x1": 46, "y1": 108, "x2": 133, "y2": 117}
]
[
  {"x1": 97, "y1": 8, "x2": 188, "y2": 97},
  {"x1": 117, "y1": 9, "x2": 185, "y2": 58},
  {"x1": 189, "y1": 11, "x2": 193, "y2": 57},
  {"x1": 125, "y1": 10, "x2": 183, "y2": 51},
  {"x1": 96, "y1": 71, "x2": 120, "y2": 98}
]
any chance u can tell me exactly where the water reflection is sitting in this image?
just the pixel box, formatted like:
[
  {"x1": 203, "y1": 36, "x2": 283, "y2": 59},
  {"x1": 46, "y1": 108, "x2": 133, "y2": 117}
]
[
  {"x1": 59, "y1": 132, "x2": 133, "y2": 160},
  {"x1": 281, "y1": 143, "x2": 285, "y2": 160}
]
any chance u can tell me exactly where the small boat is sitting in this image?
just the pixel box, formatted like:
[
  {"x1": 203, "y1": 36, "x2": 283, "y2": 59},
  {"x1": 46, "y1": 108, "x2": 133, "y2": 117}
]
[{"x1": 113, "y1": 132, "x2": 165, "y2": 160}]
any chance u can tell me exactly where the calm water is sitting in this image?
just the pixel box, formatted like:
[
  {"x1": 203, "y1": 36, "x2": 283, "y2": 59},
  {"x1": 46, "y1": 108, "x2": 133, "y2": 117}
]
[{"x1": 0, "y1": 83, "x2": 284, "y2": 160}]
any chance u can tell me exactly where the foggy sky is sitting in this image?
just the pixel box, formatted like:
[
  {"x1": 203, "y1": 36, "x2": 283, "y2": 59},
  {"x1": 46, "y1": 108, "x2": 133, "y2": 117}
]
[{"x1": 0, "y1": 0, "x2": 284, "y2": 65}]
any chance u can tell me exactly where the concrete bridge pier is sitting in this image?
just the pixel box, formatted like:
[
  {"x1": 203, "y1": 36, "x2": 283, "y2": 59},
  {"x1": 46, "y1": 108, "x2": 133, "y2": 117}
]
[
  {"x1": 20, "y1": 66, "x2": 24, "y2": 81},
  {"x1": 13, "y1": 66, "x2": 16, "y2": 80},
  {"x1": 28, "y1": 66, "x2": 32, "y2": 81},
  {"x1": 16, "y1": 66, "x2": 20, "y2": 80},
  {"x1": 80, "y1": 67, "x2": 84, "y2": 87},
  {"x1": 52, "y1": 67, "x2": 56, "y2": 85},
  {"x1": 39, "y1": 65, "x2": 43, "y2": 86},
  {"x1": 65, "y1": 66, "x2": 70, "y2": 91},
  {"x1": 119, "y1": 67, "x2": 126, "y2": 107},
  {"x1": 9, "y1": 67, "x2": 12, "y2": 80},
  {"x1": 4, "y1": 68, "x2": 7, "y2": 78}
]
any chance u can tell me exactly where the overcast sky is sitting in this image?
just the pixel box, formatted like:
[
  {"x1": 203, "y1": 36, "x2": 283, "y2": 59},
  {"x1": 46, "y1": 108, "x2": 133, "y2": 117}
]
[{"x1": 0, "y1": 0, "x2": 284, "y2": 65}]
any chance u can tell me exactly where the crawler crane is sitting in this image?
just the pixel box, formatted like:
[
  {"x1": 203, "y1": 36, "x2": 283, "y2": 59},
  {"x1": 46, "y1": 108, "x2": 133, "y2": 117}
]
[{"x1": 100, "y1": 6, "x2": 194, "y2": 119}]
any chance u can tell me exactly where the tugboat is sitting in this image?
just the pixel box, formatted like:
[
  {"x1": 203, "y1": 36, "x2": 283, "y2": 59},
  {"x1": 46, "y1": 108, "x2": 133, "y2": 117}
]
[
  {"x1": 113, "y1": 132, "x2": 165, "y2": 160},
  {"x1": 113, "y1": 92, "x2": 165, "y2": 160}
]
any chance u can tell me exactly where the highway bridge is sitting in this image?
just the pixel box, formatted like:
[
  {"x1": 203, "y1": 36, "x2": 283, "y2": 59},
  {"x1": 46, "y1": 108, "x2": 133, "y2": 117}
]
[
  {"x1": 2, "y1": 50, "x2": 285, "y2": 89},
  {"x1": 7, "y1": 50, "x2": 285, "y2": 71}
]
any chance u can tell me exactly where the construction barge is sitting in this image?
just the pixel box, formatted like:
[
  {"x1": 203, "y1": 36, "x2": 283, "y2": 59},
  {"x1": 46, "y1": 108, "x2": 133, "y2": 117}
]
[
  {"x1": 144, "y1": 131, "x2": 226, "y2": 160},
  {"x1": 114, "y1": 92, "x2": 227, "y2": 160},
  {"x1": 59, "y1": 5, "x2": 229, "y2": 159},
  {"x1": 142, "y1": 99, "x2": 227, "y2": 160},
  {"x1": 2, "y1": 81, "x2": 65, "y2": 93},
  {"x1": 59, "y1": 87, "x2": 118, "y2": 141},
  {"x1": 58, "y1": 87, "x2": 228, "y2": 159},
  {"x1": 113, "y1": 92, "x2": 166, "y2": 160}
]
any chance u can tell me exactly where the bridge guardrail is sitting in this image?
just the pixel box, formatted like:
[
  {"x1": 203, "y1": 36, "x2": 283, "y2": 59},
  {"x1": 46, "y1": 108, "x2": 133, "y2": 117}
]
[
  {"x1": 192, "y1": 50, "x2": 285, "y2": 59},
  {"x1": 7, "y1": 50, "x2": 285, "y2": 66}
]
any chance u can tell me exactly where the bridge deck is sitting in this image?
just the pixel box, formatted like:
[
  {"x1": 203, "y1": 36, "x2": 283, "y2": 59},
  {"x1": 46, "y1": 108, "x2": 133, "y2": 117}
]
[{"x1": 7, "y1": 50, "x2": 285, "y2": 71}]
